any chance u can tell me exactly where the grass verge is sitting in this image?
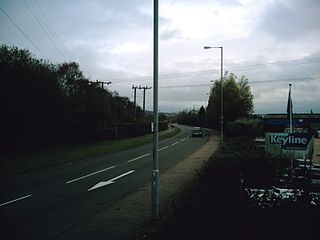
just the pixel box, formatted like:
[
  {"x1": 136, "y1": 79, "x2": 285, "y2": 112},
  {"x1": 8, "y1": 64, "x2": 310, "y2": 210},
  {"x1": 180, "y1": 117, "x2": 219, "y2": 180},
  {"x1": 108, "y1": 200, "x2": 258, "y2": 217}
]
[{"x1": 0, "y1": 126, "x2": 181, "y2": 178}]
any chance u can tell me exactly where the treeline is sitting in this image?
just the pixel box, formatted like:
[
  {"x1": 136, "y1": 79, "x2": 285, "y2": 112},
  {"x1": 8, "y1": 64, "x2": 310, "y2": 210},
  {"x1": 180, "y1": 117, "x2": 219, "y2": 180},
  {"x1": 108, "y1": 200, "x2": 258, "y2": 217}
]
[
  {"x1": 176, "y1": 72, "x2": 254, "y2": 130},
  {"x1": 0, "y1": 45, "x2": 165, "y2": 152},
  {"x1": 176, "y1": 106, "x2": 206, "y2": 127}
]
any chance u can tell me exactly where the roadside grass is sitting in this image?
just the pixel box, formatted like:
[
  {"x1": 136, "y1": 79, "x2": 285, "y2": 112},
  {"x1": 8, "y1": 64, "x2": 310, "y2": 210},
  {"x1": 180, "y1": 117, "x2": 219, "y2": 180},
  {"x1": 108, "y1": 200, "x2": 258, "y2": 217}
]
[{"x1": 0, "y1": 126, "x2": 181, "y2": 178}]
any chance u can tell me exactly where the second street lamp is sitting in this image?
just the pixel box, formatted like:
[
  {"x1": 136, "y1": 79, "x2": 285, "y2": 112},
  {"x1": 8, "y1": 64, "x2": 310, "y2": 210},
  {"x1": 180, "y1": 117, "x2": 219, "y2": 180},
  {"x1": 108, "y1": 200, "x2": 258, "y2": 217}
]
[{"x1": 204, "y1": 45, "x2": 224, "y2": 143}]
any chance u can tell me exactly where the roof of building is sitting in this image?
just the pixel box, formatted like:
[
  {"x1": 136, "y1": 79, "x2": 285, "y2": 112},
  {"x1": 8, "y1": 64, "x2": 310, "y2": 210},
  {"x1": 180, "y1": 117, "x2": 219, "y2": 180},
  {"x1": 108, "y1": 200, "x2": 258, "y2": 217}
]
[{"x1": 262, "y1": 113, "x2": 320, "y2": 119}]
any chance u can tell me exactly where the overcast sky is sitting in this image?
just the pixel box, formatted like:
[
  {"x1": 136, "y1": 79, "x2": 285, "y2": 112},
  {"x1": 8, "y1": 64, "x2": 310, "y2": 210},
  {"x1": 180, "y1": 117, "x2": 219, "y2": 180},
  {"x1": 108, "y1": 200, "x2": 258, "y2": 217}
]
[{"x1": 1, "y1": 0, "x2": 319, "y2": 113}]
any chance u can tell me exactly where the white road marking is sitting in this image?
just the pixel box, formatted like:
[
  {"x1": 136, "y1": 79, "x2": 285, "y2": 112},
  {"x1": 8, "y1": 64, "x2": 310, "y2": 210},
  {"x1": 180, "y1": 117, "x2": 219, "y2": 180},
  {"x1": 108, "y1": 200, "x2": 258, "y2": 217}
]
[
  {"x1": 159, "y1": 146, "x2": 169, "y2": 151},
  {"x1": 180, "y1": 138, "x2": 186, "y2": 142},
  {"x1": 127, "y1": 153, "x2": 150, "y2": 163},
  {"x1": 171, "y1": 141, "x2": 179, "y2": 146},
  {"x1": 66, "y1": 166, "x2": 116, "y2": 184},
  {"x1": 0, "y1": 194, "x2": 32, "y2": 207},
  {"x1": 88, "y1": 170, "x2": 135, "y2": 191}
]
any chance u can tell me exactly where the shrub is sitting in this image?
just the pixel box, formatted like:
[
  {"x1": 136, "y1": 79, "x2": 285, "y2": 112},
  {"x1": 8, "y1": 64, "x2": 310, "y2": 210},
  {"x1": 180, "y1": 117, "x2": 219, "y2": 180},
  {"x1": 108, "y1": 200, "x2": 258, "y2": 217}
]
[{"x1": 225, "y1": 119, "x2": 262, "y2": 139}]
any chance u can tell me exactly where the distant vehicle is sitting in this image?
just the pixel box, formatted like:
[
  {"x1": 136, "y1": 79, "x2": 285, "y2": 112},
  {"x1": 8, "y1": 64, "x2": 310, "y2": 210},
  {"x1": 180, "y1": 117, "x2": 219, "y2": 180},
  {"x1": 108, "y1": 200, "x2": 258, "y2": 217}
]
[{"x1": 191, "y1": 127, "x2": 203, "y2": 137}]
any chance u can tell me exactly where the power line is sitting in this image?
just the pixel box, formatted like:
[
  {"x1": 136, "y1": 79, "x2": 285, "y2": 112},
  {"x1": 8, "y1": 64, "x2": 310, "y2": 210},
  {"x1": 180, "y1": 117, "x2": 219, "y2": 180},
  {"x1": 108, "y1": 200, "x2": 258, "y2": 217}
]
[
  {"x1": 110, "y1": 57, "x2": 320, "y2": 84},
  {"x1": 33, "y1": 0, "x2": 73, "y2": 60},
  {"x1": 158, "y1": 77, "x2": 318, "y2": 89},
  {"x1": 229, "y1": 57, "x2": 320, "y2": 70},
  {"x1": 22, "y1": 0, "x2": 67, "y2": 61},
  {"x1": 0, "y1": 7, "x2": 43, "y2": 55}
]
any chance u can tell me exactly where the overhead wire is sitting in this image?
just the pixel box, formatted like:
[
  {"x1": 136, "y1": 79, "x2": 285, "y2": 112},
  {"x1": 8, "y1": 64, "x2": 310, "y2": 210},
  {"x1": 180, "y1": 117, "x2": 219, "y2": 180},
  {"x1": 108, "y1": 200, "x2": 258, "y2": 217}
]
[
  {"x1": 33, "y1": 0, "x2": 73, "y2": 60},
  {"x1": 110, "y1": 57, "x2": 320, "y2": 85},
  {"x1": 0, "y1": 7, "x2": 43, "y2": 55},
  {"x1": 158, "y1": 77, "x2": 318, "y2": 89},
  {"x1": 21, "y1": 0, "x2": 67, "y2": 61}
]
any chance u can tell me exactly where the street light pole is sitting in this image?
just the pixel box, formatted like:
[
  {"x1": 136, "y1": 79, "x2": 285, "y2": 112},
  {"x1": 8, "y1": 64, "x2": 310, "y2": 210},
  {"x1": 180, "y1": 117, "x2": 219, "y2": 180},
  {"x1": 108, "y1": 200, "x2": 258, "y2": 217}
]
[
  {"x1": 151, "y1": 0, "x2": 159, "y2": 220},
  {"x1": 204, "y1": 45, "x2": 224, "y2": 143}
]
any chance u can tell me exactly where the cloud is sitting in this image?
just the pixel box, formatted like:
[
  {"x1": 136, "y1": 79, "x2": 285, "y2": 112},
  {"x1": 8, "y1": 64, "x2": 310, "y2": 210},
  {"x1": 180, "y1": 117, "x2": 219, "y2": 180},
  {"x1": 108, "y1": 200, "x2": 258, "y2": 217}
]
[
  {"x1": 1, "y1": 0, "x2": 320, "y2": 114},
  {"x1": 160, "y1": 28, "x2": 182, "y2": 41},
  {"x1": 258, "y1": 0, "x2": 320, "y2": 41}
]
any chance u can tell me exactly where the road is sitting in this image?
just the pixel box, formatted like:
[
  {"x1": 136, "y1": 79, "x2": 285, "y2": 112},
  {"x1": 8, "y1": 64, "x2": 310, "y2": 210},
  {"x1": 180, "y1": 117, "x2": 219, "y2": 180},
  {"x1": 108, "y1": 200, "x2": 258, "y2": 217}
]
[{"x1": 0, "y1": 125, "x2": 209, "y2": 239}]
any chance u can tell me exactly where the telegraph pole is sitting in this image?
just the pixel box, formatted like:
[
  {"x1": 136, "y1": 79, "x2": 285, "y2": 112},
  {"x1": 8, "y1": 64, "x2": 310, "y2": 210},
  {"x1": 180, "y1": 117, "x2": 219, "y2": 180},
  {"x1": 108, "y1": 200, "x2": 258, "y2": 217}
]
[
  {"x1": 132, "y1": 85, "x2": 138, "y2": 121},
  {"x1": 139, "y1": 86, "x2": 152, "y2": 117},
  {"x1": 96, "y1": 80, "x2": 111, "y2": 89},
  {"x1": 151, "y1": 0, "x2": 159, "y2": 220}
]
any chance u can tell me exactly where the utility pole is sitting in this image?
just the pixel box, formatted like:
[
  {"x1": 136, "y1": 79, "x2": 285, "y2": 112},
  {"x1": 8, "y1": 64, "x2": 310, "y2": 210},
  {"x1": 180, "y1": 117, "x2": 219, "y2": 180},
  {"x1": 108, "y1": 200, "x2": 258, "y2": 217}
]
[
  {"x1": 151, "y1": 0, "x2": 159, "y2": 220},
  {"x1": 220, "y1": 47, "x2": 224, "y2": 143},
  {"x1": 96, "y1": 80, "x2": 111, "y2": 89},
  {"x1": 132, "y1": 85, "x2": 138, "y2": 121},
  {"x1": 139, "y1": 86, "x2": 152, "y2": 117}
]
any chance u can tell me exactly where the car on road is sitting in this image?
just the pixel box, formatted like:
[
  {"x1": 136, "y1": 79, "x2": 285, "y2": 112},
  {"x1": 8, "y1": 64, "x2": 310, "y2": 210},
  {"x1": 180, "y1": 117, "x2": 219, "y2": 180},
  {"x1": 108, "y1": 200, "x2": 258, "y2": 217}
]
[{"x1": 191, "y1": 127, "x2": 203, "y2": 137}]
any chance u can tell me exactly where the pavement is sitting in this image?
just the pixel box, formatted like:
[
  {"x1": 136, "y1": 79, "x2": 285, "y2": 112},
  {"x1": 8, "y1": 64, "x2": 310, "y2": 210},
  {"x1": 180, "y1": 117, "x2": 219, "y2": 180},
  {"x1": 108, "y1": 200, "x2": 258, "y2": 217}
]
[{"x1": 57, "y1": 132, "x2": 220, "y2": 240}]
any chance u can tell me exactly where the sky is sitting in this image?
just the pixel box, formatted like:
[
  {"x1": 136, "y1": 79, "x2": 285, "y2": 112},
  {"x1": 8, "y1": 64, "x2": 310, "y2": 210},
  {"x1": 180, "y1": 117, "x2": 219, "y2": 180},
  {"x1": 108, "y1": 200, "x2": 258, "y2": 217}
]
[{"x1": 1, "y1": 0, "x2": 319, "y2": 114}]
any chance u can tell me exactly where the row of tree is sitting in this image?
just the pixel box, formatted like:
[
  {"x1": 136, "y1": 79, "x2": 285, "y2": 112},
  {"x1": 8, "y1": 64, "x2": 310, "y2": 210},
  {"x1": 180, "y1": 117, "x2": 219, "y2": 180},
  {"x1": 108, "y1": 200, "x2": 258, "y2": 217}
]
[
  {"x1": 176, "y1": 72, "x2": 254, "y2": 129},
  {"x1": 0, "y1": 45, "x2": 146, "y2": 152}
]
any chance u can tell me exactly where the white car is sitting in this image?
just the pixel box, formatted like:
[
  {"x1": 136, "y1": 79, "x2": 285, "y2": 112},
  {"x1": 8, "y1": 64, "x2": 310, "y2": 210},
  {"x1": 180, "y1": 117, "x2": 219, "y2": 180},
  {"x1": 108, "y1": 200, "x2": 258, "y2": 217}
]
[{"x1": 191, "y1": 127, "x2": 203, "y2": 137}]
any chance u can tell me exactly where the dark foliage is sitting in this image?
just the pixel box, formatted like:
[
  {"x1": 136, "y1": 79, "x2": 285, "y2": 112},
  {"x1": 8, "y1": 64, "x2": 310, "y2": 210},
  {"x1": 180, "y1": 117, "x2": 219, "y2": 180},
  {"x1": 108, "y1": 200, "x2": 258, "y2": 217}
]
[
  {"x1": 176, "y1": 107, "x2": 205, "y2": 127},
  {"x1": 206, "y1": 72, "x2": 254, "y2": 129},
  {"x1": 224, "y1": 119, "x2": 262, "y2": 139},
  {"x1": 137, "y1": 137, "x2": 320, "y2": 240},
  {"x1": 0, "y1": 45, "x2": 151, "y2": 152}
]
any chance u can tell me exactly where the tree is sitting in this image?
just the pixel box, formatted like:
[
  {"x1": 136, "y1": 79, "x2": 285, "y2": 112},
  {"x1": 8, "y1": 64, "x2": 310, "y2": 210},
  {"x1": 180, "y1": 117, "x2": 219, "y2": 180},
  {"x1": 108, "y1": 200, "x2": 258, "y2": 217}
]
[
  {"x1": 176, "y1": 108, "x2": 199, "y2": 126},
  {"x1": 0, "y1": 45, "x2": 63, "y2": 150},
  {"x1": 198, "y1": 106, "x2": 206, "y2": 127},
  {"x1": 206, "y1": 72, "x2": 253, "y2": 129},
  {"x1": 0, "y1": 45, "x2": 148, "y2": 151}
]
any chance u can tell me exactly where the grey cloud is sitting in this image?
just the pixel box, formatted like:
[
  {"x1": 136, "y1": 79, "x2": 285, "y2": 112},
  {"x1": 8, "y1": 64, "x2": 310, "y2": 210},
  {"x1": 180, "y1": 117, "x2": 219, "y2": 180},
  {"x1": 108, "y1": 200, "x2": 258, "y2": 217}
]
[
  {"x1": 160, "y1": 28, "x2": 182, "y2": 40},
  {"x1": 258, "y1": 0, "x2": 320, "y2": 41}
]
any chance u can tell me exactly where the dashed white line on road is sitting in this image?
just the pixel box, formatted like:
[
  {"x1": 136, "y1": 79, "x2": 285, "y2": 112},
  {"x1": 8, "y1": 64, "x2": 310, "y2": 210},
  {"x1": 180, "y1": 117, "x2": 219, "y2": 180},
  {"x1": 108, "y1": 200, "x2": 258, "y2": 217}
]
[
  {"x1": 127, "y1": 153, "x2": 150, "y2": 163},
  {"x1": 66, "y1": 166, "x2": 116, "y2": 184},
  {"x1": 171, "y1": 141, "x2": 180, "y2": 146},
  {"x1": 180, "y1": 135, "x2": 191, "y2": 142},
  {"x1": 159, "y1": 146, "x2": 169, "y2": 151},
  {"x1": 0, "y1": 194, "x2": 32, "y2": 207}
]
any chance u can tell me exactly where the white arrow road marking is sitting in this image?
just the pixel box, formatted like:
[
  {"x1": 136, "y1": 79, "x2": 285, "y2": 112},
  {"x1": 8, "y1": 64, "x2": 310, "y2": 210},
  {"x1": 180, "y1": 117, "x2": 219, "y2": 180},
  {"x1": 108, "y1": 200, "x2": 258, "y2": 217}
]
[
  {"x1": 88, "y1": 170, "x2": 135, "y2": 191},
  {"x1": 66, "y1": 166, "x2": 116, "y2": 184},
  {"x1": 0, "y1": 194, "x2": 32, "y2": 207},
  {"x1": 127, "y1": 153, "x2": 150, "y2": 163}
]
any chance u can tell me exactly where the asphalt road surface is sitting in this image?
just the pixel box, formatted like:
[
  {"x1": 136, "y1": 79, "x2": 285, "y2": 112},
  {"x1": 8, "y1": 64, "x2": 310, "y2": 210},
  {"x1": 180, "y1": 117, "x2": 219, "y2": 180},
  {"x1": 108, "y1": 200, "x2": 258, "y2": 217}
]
[{"x1": 0, "y1": 125, "x2": 209, "y2": 239}]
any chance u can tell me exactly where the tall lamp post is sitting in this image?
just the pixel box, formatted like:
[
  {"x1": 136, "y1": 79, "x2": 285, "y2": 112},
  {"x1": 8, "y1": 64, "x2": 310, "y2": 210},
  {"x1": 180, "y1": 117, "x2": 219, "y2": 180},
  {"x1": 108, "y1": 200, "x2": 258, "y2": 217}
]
[
  {"x1": 204, "y1": 45, "x2": 223, "y2": 143},
  {"x1": 152, "y1": 0, "x2": 159, "y2": 220}
]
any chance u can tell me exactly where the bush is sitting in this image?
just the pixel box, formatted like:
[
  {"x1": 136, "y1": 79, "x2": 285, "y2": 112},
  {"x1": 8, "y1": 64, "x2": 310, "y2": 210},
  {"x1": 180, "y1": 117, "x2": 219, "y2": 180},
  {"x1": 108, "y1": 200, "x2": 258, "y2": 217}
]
[
  {"x1": 201, "y1": 137, "x2": 289, "y2": 191},
  {"x1": 224, "y1": 119, "x2": 262, "y2": 139}
]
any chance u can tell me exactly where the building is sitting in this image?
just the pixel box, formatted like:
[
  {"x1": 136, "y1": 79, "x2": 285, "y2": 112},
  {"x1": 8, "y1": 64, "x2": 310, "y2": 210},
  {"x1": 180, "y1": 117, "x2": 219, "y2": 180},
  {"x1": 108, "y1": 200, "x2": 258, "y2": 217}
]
[{"x1": 262, "y1": 113, "x2": 320, "y2": 135}]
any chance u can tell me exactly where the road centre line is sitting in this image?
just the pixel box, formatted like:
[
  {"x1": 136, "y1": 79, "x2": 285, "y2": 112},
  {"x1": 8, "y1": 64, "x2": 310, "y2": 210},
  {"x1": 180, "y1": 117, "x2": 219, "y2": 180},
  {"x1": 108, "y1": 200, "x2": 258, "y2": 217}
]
[
  {"x1": 171, "y1": 141, "x2": 180, "y2": 146},
  {"x1": 0, "y1": 194, "x2": 32, "y2": 207},
  {"x1": 180, "y1": 136, "x2": 190, "y2": 142},
  {"x1": 66, "y1": 166, "x2": 116, "y2": 184},
  {"x1": 159, "y1": 146, "x2": 169, "y2": 151},
  {"x1": 127, "y1": 153, "x2": 150, "y2": 163}
]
